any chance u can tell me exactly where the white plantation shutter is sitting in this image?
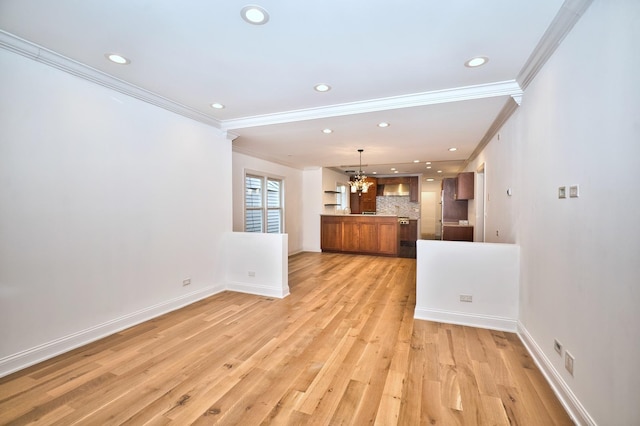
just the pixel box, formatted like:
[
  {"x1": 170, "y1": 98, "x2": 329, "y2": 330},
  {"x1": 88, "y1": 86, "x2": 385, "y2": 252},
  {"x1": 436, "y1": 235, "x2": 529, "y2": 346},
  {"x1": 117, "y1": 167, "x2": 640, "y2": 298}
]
[
  {"x1": 245, "y1": 174, "x2": 283, "y2": 233},
  {"x1": 266, "y1": 178, "x2": 282, "y2": 233}
]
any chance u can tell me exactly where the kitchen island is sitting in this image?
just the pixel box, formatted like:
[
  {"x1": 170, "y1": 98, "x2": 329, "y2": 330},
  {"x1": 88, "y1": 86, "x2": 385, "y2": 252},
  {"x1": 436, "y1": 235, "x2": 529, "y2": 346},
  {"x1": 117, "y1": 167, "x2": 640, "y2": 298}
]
[
  {"x1": 321, "y1": 214, "x2": 398, "y2": 256},
  {"x1": 442, "y1": 222, "x2": 474, "y2": 242}
]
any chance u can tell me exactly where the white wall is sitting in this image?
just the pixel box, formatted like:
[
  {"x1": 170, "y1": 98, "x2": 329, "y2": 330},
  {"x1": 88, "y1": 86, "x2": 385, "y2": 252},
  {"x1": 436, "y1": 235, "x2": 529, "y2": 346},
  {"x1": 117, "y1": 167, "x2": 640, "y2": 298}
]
[
  {"x1": 223, "y1": 232, "x2": 288, "y2": 298},
  {"x1": 466, "y1": 125, "x2": 518, "y2": 244},
  {"x1": 415, "y1": 240, "x2": 519, "y2": 332},
  {"x1": 421, "y1": 179, "x2": 444, "y2": 237},
  {"x1": 420, "y1": 192, "x2": 437, "y2": 238},
  {"x1": 322, "y1": 167, "x2": 350, "y2": 215},
  {"x1": 465, "y1": 1, "x2": 640, "y2": 424},
  {"x1": 232, "y1": 152, "x2": 304, "y2": 254},
  {"x1": 0, "y1": 49, "x2": 232, "y2": 374},
  {"x1": 302, "y1": 168, "x2": 323, "y2": 252}
]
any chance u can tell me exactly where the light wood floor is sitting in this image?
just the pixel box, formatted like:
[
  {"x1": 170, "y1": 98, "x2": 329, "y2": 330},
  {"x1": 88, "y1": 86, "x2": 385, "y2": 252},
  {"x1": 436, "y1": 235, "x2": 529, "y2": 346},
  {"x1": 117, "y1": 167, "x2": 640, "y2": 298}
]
[{"x1": 0, "y1": 252, "x2": 572, "y2": 425}]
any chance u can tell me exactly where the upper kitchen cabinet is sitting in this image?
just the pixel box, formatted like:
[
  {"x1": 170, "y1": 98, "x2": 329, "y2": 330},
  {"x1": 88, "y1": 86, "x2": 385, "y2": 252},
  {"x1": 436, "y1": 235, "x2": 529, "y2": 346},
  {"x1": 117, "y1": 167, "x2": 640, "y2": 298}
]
[
  {"x1": 442, "y1": 178, "x2": 468, "y2": 222},
  {"x1": 350, "y1": 177, "x2": 377, "y2": 214},
  {"x1": 455, "y1": 172, "x2": 474, "y2": 200}
]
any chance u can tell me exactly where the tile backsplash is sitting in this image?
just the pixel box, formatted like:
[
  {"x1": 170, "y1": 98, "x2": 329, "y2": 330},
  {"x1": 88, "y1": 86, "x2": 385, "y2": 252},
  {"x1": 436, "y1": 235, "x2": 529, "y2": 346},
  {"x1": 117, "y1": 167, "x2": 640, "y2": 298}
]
[{"x1": 376, "y1": 196, "x2": 420, "y2": 219}]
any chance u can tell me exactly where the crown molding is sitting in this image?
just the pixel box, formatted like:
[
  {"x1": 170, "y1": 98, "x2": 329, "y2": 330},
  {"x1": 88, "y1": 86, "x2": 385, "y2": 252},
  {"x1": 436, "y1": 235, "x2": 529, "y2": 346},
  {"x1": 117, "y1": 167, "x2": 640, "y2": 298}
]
[
  {"x1": 0, "y1": 31, "x2": 223, "y2": 131},
  {"x1": 221, "y1": 80, "x2": 523, "y2": 131},
  {"x1": 517, "y1": 0, "x2": 594, "y2": 90},
  {"x1": 2, "y1": 29, "x2": 527, "y2": 138},
  {"x1": 224, "y1": 131, "x2": 240, "y2": 141}
]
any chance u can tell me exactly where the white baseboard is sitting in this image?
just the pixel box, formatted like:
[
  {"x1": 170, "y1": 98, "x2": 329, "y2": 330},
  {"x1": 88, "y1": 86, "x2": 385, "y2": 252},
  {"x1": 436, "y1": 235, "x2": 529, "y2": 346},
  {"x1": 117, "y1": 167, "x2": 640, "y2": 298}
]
[
  {"x1": 0, "y1": 284, "x2": 225, "y2": 378},
  {"x1": 414, "y1": 307, "x2": 517, "y2": 332},
  {"x1": 517, "y1": 322, "x2": 596, "y2": 426},
  {"x1": 226, "y1": 281, "x2": 290, "y2": 299}
]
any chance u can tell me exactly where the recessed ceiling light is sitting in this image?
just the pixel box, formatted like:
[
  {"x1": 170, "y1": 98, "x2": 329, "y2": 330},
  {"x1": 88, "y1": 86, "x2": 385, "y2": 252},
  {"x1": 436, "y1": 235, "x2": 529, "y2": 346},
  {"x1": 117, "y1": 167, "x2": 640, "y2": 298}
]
[
  {"x1": 448, "y1": 147, "x2": 457, "y2": 152},
  {"x1": 378, "y1": 122, "x2": 390, "y2": 128},
  {"x1": 394, "y1": 171, "x2": 399, "y2": 174},
  {"x1": 425, "y1": 161, "x2": 431, "y2": 165},
  {"x1": 105, "y1": 53, "x2": 130, "y2": 65},
  {"x1": 314, "y1": 83, "x2": 331, "y2": 92},
  {"x1": 390, "y1": 167, "x2": 396, "y2": 171},
  {"x1": 372, "y1": 171, "x2": 377, "y2": 174},
  {"x1": 241, "y1": 5, "x2": 270, "y2": 25},
  {"x1": 426, "y1": 166, "x2": 432, "y2": 169},
  {"x1": 413, "y1": 160, "x2": 420, "y2": 163},
  {"x1": 437, "y1": 170, "x2": 443, "y2": 173},
  {"x1": 210, "y1": 103, "x2": 225, "y2": 109},
  {"x1": 322, "y1": 128, "x2": 333, "y2": 134},
  {"x1": 465, "y1": 56, "x2": 489, "y2": 67},
  {"x1": 426, "y1": 178, "x2": 435, "y2": 182}
]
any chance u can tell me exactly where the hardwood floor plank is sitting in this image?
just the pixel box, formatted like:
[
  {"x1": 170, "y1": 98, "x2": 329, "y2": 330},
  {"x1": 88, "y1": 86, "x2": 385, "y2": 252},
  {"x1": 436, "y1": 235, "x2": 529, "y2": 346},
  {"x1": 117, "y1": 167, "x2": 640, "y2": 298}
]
[
  {"x1": 328, "y1": 379, "x2": 367, "y2": 425},
  {"x1": 472, "y1": 359, "x2": 500, "y2": 398},
  {"x1": 374, "y1": 370, "x2": 405, "y2": 425},
  {"x1": 0, "y1": 252, "x2": 573, "y2": 425}
]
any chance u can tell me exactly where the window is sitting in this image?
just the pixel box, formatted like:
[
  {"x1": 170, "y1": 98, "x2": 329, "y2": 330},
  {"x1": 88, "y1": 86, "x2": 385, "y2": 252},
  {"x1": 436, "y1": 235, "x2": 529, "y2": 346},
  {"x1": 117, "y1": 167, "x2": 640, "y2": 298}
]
[
  {"x1": 336, "y1": 183, "x2": 349, "y2": 211},
  {"x1": 245, "y1": 173, "x2": 283, "y2": 233}
]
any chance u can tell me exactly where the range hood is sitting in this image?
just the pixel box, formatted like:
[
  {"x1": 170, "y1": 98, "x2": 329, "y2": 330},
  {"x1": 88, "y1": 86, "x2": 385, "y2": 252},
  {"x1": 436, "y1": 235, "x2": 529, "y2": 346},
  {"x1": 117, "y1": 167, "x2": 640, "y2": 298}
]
[{"x1": 381, "y1": 183, "x2": 410, "y2": 196}]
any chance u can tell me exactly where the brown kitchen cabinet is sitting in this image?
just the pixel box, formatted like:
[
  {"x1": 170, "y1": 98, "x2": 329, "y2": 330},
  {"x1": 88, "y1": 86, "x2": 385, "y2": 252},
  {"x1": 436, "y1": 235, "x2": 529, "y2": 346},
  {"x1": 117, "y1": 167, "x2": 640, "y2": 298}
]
[
  {"x1": 442, "y1": 225, "x2": 474, "y2": 242},
  {"x1": 320, "y1": 215, "x2": 398, "y2": 256},
  {"x1": 320, "y1": 216, "x2": 343, "y2": 251},
  {"x1": 350, "y1": 177, "x2": 377, "y2": 214},
  {"x1": 399, "y1": 220, "x2": 418, "y2": 242},
  {"x1": 456, "y1": 172, "x2": 474, "y2": 200},
  {"x1": 377, "y1": 177, "x2": 403, "y2": 185},
  {"x1": 442, "y1": 178, "x2": 468, "y2": 222},
  {"x1": 378, "y1": 222, "x2": 399, "y2": 254}
]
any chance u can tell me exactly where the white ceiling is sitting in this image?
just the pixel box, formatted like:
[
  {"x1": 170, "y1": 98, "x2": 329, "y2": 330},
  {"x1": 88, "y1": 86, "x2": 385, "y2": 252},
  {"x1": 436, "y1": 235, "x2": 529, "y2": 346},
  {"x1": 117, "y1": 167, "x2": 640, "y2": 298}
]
[{"x1": 0, "y1": 0, "x2": 573, "y2": 178}]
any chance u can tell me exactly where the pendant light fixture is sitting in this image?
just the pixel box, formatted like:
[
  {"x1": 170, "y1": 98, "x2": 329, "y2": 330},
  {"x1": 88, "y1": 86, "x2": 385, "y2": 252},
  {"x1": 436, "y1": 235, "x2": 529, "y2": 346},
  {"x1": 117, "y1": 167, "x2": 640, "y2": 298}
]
[{"x1": 348, "y1": 149, "x2": 373, "y2": 195}]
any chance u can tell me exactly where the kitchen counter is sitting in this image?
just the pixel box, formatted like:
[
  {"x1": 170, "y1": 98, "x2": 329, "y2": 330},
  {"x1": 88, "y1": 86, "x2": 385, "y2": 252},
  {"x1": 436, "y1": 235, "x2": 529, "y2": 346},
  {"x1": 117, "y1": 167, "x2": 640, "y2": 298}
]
[
  {"x1": 321, "y1": 213, "x2": 398, "y2": 217},
  {"x1": 321, "y1": 214, "x2": 420, "y2": 220},
  {"x1": 320, "y1": 215, "x2": 398, "y2": 256}
]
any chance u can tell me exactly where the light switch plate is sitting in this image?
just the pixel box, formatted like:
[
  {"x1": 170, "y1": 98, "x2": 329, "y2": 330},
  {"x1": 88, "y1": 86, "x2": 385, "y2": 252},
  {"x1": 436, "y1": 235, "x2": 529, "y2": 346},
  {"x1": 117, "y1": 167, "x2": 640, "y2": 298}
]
[
  {"x1": 569, "y1": 185, "x2": 579, "y2": 198},
  {"x1": 558, "y1": 186, "x2": 566, "y2": 199}
]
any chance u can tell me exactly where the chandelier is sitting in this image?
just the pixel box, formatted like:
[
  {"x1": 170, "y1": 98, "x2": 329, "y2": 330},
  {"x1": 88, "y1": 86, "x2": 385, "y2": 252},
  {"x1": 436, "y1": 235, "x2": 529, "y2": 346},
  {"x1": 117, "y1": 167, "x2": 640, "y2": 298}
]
[{"x1": 348, "y1": 149, "x2": 373, "y2": 194}]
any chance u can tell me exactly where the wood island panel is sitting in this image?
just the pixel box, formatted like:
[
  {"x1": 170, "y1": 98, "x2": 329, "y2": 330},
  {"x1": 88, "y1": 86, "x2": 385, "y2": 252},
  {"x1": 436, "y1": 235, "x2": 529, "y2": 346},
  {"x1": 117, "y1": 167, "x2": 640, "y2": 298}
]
[
  {"x1": 342, "y1": 220, "x2": 360, "y2": 252},
  {"x1": 378, "y1": 222, "x2": 399, "y2": 255},
  {"x1": 442, "y1": 225, "x2": 474, "y2": 242},
  {"x1": 320, "y1": 218, "x2": 343, "y2": 251},
  {"x1": 321, "y1": 215, "x2": 398, "y2": 256}
]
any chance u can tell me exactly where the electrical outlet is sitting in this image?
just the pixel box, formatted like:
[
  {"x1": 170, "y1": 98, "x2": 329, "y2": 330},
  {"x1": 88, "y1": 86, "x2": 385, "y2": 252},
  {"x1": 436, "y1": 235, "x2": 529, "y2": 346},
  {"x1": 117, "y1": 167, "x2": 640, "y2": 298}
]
[
  {"x1": 248, "y1": 271, "x2": 255, "y2": 277},
  {"x1": 182, "y1": 278, "x2": 191, "y2": 286},
  {"x1": 565, "y1": 351, "x2": 575, "y2": 376},
  {"x1": 460, "y1": 294, "x2": 473, "y2": 303},
  {"x1": 554, "y1": 339, "x2": 563, "y2": 355}
]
